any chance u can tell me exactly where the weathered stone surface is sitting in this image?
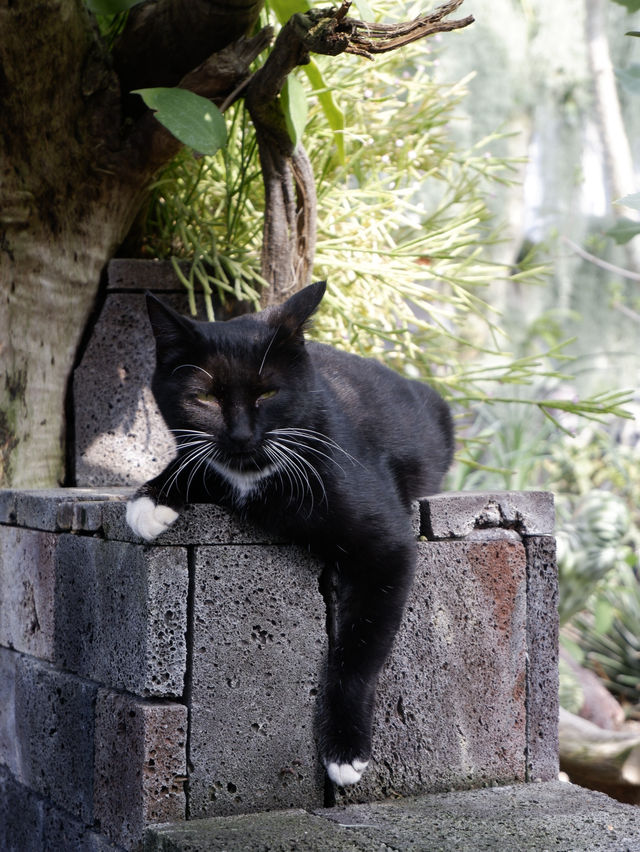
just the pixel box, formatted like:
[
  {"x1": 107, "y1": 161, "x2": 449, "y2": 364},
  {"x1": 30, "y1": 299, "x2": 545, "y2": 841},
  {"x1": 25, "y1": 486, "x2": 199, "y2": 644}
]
[
  {"x1": 0, "y1": 649, "x2": 19, "y2": 777},
  {"x1": 524, "y1": 535, "x2": 560, "y2": 781},
  {"x1": 188, "y1": 544, "x2": 327, "y2": 818},
  {"x1": 420, "y1": 491, "x2": 555, "y2": 540},
  {"x1": 94, "y1": 690, "x2": 187, "y2": 849},
  {"x1": 144, "y1": 782, "x2": 640, "y2": 852},
  {"x1": 13, "y1": 656, "x2": 97, "y2": 823},
  {"x1": 102, "y1": 499, "x2": 285, "y2": 546},
  {"x1": 74, "y1": 291, "x2": 176, "y2": 488},
  {"x1": 144, "y1": 808, "x2": 363, "y2": 852},
  {"x1": 54, "y1": 535, "x2": 188, "y2": 697},
  {"x1": 0, "y1": 487, "x2": 125, "y2": 531},
  {"x1": 0, "y1": 527, "x2": 57, "y2": 660},
  {"x1": 0, "y1": 767, "x2": 121, "y2": 852},
  {"x1": 335, "y1": 538, "x2": 528, "y2": 806},
  {"x1": 0, "y1": 766, "x2": 45, "y2": 852}
]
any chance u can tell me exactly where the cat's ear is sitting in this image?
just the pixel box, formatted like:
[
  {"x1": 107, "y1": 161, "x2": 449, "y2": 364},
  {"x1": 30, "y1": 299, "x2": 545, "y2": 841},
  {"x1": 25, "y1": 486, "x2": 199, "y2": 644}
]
[
  {"x1": 268, "y1": 281, "x2": 326, "y2": 344},
  {"x1": 145, "y1": 292, "x2": 196, "y2": 359}
]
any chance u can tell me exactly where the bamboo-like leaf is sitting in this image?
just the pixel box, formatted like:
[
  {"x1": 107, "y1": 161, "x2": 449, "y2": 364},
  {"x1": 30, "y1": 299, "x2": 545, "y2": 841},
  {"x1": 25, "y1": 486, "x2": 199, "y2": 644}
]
[
  {"x1": 134, "y1": 88, "x2": 227, "y2": 157},
  {"x1": 281, "y1": 76, "x2": 308, "y2": 147},
  {"x1": 303, "y1": 60, "x2": 346, "y2": 164}
]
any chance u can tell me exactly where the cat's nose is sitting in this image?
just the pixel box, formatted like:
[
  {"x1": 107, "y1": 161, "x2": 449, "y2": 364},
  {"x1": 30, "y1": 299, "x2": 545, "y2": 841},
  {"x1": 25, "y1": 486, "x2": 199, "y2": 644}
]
[{"x1": 228, "y1": 411, "x2": 255, "y2": 451}]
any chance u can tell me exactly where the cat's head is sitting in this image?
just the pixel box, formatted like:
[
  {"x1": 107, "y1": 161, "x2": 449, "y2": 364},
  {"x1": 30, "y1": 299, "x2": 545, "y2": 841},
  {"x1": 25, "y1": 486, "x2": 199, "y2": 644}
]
[{"x1": 145, "y1": 282, "x2": 326, "y2": 484}]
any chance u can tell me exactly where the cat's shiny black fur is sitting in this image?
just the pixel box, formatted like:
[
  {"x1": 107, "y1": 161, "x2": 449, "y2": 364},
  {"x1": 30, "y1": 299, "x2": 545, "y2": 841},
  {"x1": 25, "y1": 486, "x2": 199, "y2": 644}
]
[{"x1": 130, "y1": 281, "x2": 454, "y2": 785}]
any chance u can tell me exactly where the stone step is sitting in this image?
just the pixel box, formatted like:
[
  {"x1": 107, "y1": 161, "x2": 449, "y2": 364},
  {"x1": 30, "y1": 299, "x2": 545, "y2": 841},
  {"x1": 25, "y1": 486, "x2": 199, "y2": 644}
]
[{"x1": 143, "y1": 782, "x2": 640, "y2": 852}]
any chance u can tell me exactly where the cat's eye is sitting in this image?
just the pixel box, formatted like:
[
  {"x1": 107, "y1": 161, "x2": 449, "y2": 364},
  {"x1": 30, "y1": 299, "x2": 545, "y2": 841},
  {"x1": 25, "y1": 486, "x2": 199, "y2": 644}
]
[
  {"x1": 257, "y1": 389, "x2": 278, "y2": 403},
  {"x1": 196, "y1": 392, "x2": 219, "y2": 406}
]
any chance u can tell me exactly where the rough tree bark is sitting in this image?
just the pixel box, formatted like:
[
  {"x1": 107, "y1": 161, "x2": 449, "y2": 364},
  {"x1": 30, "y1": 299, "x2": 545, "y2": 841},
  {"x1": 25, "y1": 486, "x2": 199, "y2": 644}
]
[{"x1": 0, "y1": 0, "x2": 472, "y2": 487}]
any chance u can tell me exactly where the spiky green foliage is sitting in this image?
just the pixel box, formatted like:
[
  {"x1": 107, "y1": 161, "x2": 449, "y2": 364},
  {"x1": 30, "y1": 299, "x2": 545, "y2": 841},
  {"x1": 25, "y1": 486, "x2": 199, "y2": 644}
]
[
  {"x1": 131, "y1": 5, "x2": 633, "y2": 439},
  {"x1": 572, "y1": 564, "x2": 640, "y2": 705}
]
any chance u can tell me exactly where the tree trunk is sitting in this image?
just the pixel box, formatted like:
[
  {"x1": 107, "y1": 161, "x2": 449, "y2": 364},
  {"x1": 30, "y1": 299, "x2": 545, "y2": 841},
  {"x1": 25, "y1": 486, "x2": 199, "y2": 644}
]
[
  {"x1": 0, "y1": 0, "x2": 264, "y2": 487},
  {"x1": 584, "y1": 0, "x2": 640, "y2": 272}
]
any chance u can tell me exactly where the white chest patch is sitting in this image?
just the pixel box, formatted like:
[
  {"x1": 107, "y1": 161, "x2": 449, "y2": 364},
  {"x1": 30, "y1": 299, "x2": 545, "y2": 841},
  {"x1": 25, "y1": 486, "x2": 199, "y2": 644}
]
[{"x1": 207, "y1": 459, "x2": 277, "y2": 497}]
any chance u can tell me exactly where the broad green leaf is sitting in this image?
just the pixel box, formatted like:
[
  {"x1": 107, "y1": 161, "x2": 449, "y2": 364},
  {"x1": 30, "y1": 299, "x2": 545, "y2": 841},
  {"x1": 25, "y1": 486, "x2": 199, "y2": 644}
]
[
  {"x1": 133, "y1": 88, "x2": 227, "y2": 156},
  {"x1": 616, "y1": 64, "x2": 640, "y2": 95},
  {"x1": 85, "y1": 0, "x2": 141, "y2": 13},
  {"x1": 606, "y1": 218, "x2": 640, "y2": 244},
  {"x1": 281, "y1": 76, "x2": 308, "y2": 147},
  {"x1": 611, "y1": 0, "x2": 640, "y2": 11},
  {"x1": 269, "y1": 0, "x2": 310, "y2": 25},
  {"x1": 616, "y1": 192, "x2": 640, "y2": 211},
  {"x1": 303, "y1": 59, "x2": 346, "y2": 164}
]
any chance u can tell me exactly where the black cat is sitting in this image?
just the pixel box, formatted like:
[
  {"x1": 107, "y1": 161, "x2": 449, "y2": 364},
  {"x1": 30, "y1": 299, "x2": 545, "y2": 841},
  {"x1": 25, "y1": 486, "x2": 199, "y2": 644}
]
[{"x1": 126, "y1": 281, "x2": 454, "y2": 786}]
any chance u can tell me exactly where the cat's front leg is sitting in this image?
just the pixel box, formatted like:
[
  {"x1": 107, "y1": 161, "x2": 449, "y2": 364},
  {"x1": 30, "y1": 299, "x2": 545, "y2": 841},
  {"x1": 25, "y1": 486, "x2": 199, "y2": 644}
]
[{"x1": 126, "y1": 464, "x2": 184, "y2": 541}]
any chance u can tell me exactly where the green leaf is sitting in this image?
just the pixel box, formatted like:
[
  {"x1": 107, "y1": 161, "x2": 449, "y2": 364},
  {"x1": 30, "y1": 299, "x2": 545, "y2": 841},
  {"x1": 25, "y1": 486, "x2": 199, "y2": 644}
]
[
  {"x1": 354, "y1": 0, "x2": 374, "y2": 19},
  {"x1": 615, "y1": 192, "x2": 640, "y2": 211},
  {"x1": 85, "y1": 0, "x2": 140, "y2": 13},
  {"x1": 616, "y1": 64, "x2": 640, "y2": 95},
  {"x1": 269, "y1": 0, "x2": 310, "y2": 25},
  {"x1": 281, "y1": 76, "x2": 308, "y2": 147},
  {"x1": 605, "y1": 217, "x2": 640, "y2": 244},
  {"x1": 303, "y1": 59, "x2": 346, "y2": 164},
  {"x1": 627, "y1": 31, "x2": 640, "y2": 37},
  {"x1": 133, "y1": 88, "x2": 227, "y2": 156},
  {"x1": 611, "y1": 0, "x2": 640, "y2": 11}
]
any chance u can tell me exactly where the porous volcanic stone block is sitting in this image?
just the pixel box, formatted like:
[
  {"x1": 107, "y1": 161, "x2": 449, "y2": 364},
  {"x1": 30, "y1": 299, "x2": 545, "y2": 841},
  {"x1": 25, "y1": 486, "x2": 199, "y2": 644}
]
[
  {"x1": 54, "y1": 535, "x2": 188, "y2": 697},
  {"x1": 420, "y1": 491, "x2": 555, "y2": 540},
  {"x1": 13, "y1": 656, "x2": 97, "y2": 823},
  {"x1": 0, "y1": 766, "x2": 45, "y2": 852},
  {"x1": 94, "y1": 690, "x2": 187, "y2": 849},
  {"x1": 524, "y1": 535, "x2": 559, "y2": 780},
  {"x1": 0, "y1": 526, "x2": 57, "y2": 660},
  {"x1": 102, "y1": 498, "x2": 285, "y2": 546},
  {"x1": 0, "y1": 487, "x2": 125, "y2": 532},
  {"x1": 336, "y1": 538, "x2": 528, "y2": 805},
  {"x1": 73, "y1": 291, "x2": 176, "y2": 487},
  {"x1": 188, "y1": 544, "x2": 327, "y2": 818},
  {"x1": 0, "y1": 649, "x2": 19, "y2": 776}
]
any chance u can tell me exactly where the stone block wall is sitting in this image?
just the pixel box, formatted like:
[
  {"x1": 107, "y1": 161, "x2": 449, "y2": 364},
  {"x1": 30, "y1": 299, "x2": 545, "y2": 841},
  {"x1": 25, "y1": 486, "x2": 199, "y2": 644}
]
[{"x1": 0, "y1": 488, "x2": 558, "y2": 851}]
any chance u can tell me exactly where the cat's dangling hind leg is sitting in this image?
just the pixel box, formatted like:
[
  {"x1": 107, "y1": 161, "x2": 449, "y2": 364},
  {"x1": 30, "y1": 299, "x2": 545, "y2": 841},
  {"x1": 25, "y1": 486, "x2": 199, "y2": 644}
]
[{"x1": 318, "y1": 540, "x2": 415, "y2": 786}]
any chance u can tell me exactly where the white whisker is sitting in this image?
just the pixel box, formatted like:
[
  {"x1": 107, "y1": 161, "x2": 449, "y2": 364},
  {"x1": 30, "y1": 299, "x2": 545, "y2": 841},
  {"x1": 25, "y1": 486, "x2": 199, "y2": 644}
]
[{"x1": 171, "y1": 364, "x2": 214, "y2": 380}]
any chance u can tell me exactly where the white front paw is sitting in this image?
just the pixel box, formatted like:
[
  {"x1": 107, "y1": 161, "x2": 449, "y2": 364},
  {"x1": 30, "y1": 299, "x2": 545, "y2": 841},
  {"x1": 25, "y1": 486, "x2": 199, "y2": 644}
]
[
  {"x1": 325, "y1": 759, "x2": 369, "y2": 786},
  {"x1": 126, "y1": 496, "x2": 179, "y2": 541}
]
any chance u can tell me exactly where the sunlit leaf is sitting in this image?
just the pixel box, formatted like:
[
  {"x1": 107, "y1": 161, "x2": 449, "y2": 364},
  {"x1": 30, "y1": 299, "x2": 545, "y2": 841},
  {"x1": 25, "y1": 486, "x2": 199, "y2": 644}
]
[
  {"x1": 269, "y1": 0, "x2": 310, "y2": 25},
  {"x1": 615, "y1": 192, "x2": 640, "y2": 211},
  {"x1": 133, "y1": 88, "x2": 227, "y2": 156},
  {"x1": 281, "y1": 76, "x2": 308, "y2": 146}
]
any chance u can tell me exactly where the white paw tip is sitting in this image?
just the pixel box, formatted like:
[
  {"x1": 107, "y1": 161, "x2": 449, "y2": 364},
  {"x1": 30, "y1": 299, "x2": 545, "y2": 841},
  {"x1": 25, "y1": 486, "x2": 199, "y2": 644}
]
[
  {"x1": 326, "y1": 759, "x2": 369, "y2": 786},
  {"x1": 126, "y1": 496, "x2": 179, "y2": 541}
]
